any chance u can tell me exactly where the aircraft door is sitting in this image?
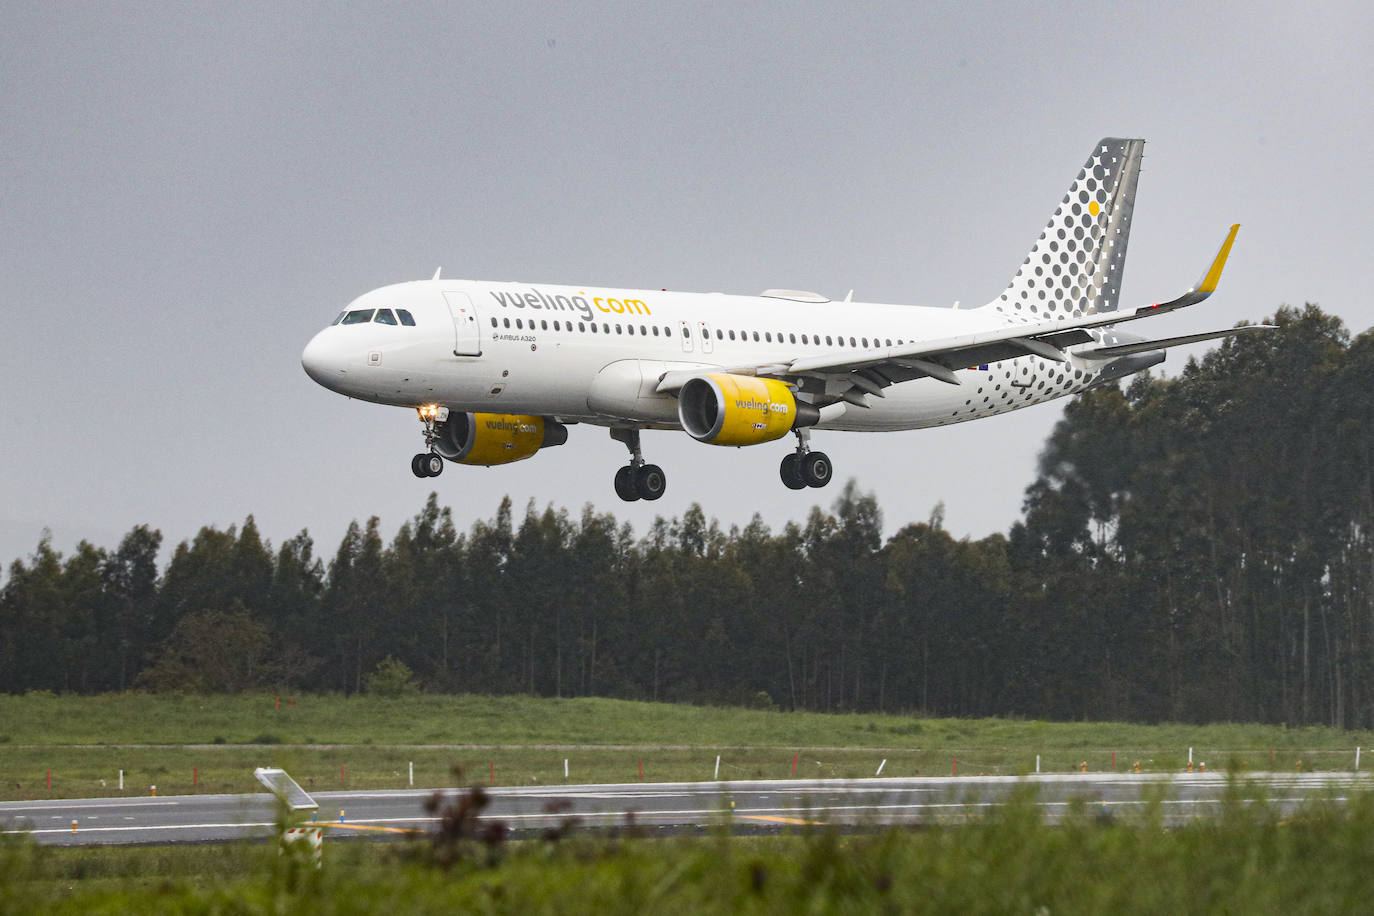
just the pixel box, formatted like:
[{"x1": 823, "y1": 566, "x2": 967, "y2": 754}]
[
  {"x1": 698, "y1": 321, "x2": 714, "y2": 354},
  {"x1": 679, "y1": 320, "x2": 693, "y2": 353},
  {"x1": 443, "y1": 291, "x2": 482, "y2": 356}
]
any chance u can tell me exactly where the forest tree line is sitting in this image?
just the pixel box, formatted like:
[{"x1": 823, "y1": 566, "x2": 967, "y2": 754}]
[{"x1": 2, "y1": 305, "x2": 1371, "y2": 727}]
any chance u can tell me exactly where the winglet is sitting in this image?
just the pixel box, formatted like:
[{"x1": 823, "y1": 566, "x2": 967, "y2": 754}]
[
  {"x1": 1140, "y1": 224, "x2": 1240, "y2": 314},
  {"x1": 432, "y1": 267, "x2": 443, "y2": 280},
  {"x1": 1195, "y1": 223, "x2": 1239, "y2": 295}
]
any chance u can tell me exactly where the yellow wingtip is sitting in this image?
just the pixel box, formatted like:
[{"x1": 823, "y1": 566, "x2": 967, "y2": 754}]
[{"x1": 1198, "y1": 223, "x2": 1240, "y2": 294}]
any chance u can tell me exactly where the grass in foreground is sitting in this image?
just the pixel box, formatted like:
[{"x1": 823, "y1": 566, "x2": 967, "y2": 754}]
[
  {"x1": 4, "y1": 787, "x2": 1374, "y2": 914},
  {"x1": 2, "y1": 692, "x2": 1370, "y2": 801}
]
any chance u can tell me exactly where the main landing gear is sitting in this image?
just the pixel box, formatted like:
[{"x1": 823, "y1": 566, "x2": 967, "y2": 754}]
[
  {"x1": 412, "y1": 405, "x2": 445, "y2": 478},
  {"x1": 611, "y1": 427, "x2": 666, "y2": 502},
  {"x1": 780, "y1": 428, "x2": 832, "y2": 490}
]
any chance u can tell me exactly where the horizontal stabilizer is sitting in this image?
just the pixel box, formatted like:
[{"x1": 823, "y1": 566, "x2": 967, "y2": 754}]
[{"x1": 1076, "y1": 324, "x2": 1274, "y2": 359}]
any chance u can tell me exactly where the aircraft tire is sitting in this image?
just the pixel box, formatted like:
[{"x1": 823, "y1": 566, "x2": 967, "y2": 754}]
[
  {"x1": 636, "y1": 464, "x2": 667, "y2": 501},
  {"x1": 801, "y1": 451, "x2": 832, "y2": 488},
  {"x1": 421, "y1": 453, "x2": 444, "y2": 477},
  {"x1": 614, "y1": 465, "x2": 640, "y2": 502},
  {"x1": 780, "y1": 453, "x2": 807, "y2": 490},
  {"x1": 411, "y1": 454, "x2": 430, "y2": 478}
]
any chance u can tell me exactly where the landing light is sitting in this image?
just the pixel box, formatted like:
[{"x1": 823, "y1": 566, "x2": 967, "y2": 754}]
[{"x1": 417, "y1": 404, "x2": 448, "y2": 421}]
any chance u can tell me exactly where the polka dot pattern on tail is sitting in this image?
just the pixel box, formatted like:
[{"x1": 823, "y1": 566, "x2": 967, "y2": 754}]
[{"x1": 996, "y1": 138, "x2": 1143, "y2": 319}]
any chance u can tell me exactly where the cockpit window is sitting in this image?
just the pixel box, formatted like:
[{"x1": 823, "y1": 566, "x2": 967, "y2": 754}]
[
  {"x1": 397, "y1": 309, "x2": 416, "y2": 326},
  {"x1": 341, "y1": 309, "x2": 375, "y2": 325},
  {"x1": 330, "y1": 310, "x2": 346, "y2": 326},
  {"x1": 374, "y1": 308, "x2": 398, "y2": 325}
]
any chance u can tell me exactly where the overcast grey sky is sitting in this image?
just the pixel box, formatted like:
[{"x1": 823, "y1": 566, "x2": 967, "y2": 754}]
[{"x1": 3, "y1": 1, "x2": 1371, "y2": 565}]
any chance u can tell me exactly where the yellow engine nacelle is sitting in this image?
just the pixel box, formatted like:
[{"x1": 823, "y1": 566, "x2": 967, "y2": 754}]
[
  {"x1": 433, "y1": 413, "x2": 568, "y2": 466},
  {"x1": 678, "y1": 374, "x2": 819, "y2": 446}
]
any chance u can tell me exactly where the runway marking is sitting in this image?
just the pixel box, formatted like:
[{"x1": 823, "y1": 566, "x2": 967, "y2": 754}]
[
  {"x1": 0, "y1": 799, "x2": 181, "y2": 812},
  {"x1": 320, "y1": 822, "x2": 421, "y2": 836},
  {"x1": 739, "y1": 815, "x2": 823, "y2": 826}
]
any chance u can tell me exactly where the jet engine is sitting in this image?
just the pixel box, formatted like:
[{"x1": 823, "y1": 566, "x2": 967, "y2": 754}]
[
  {"x1": 677, "y1": 374, "x2": 820, "y2": 446},
  {"x1": 433, "y1": 412, "x2": 568, "y2": 466}
]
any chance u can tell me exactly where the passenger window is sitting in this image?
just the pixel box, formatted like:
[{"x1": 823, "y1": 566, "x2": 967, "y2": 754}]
[
  {"x1": 752, "y1": 331, "x2": 760, "y2": 342},
  {"x1": 801, "y1": 334, "x2": 808, "y2": 345},
  {"x1": 789, "y1": 333, "x2": 796, "y2": 344},
  {"x1": 861, "y1": 337, "x2": 868, "y2": 348},
  {"x1": 578, "y1": 322, "x2": 586, "y2": 332},
  {"x1": 398, "y1": 309, "x2": 416, "y2": 326},
  {"x1": 716, "y1": 329, "x2": 723, "y2": 339},
  {"x1": 640, "y1": 325, "x2": 647, "y2": 335},
  {"x1": 884, "y1": 338, "x2": 892, "y2": 347},
  {"x1": 652, "y1": 326, "x2": 659, "y2": 336},
  {"x1": 826, "y1": 336, "x2": 833, "y2": 345},
  {"x1": 341, "y1": 309, "x2": 374, "y2": 325},
  {"x1": 503, "y1": 318, "x2": 511, "y2": 328},
  {"x1": 849, "y1": 337, "x2": 857, "y2": 347},
  {"x1": 682, "y1": 327, "x2": 690, "y2": 338},
  {"x1": 491, "y1": 317, "x2": 498, "y2": 328},
  {"x1": 603, "y1": 323, "x2": 610, "y2": 333},
  {"x1": 541, "y1": 320, "x2": 548, "y2": 330},
  {"x1": 728, "y1": 330, "x2": 736, "y2": 341},
  {"x1": 615, "y1": 324, "x2": 623, "y2": 334},
  {"x1": 765, "y1": 332, "x2": 773, "y2": 343},
  {"x1": 330, "y1": 310, "x2": 346, "y2": 326},
  {"x1": 553, "y1": 320, "x2": 561, "y2": 331},
  {"x1": 627, "y1": 324, "x2": 634, "y2": 334},
  {"x1": 590, "y1": 323, "x2": 598, "y2": 333}
]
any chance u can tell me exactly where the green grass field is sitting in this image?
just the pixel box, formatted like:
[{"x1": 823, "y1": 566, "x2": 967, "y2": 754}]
[
  {"x1": 2, "y1": 693, "x2": 1372, "y2": 801},
  {"x1": 5, "y1": 788, "x2": 1374, "y2": 914}
]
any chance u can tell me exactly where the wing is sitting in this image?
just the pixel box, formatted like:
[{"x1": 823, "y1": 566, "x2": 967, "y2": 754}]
[{"x1": 657, "y1": 225, "x2": 1250, "y2": 406}]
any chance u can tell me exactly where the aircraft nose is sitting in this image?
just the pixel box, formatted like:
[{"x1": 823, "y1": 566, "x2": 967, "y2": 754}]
[{"x1": 301, "y1": 330, "x2": 344, "y2": 386}]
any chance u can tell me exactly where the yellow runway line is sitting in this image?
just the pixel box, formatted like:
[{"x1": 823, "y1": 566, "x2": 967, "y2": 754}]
[
  {"x1": 739, "y1": 815, "x2": 823, "y2": 826},
  {"x1": 319, "y1": 822, "x2": 423, "y2": 836}
]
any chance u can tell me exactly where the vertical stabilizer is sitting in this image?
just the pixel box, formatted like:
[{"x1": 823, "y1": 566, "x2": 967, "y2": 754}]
[{"x1": 995, "y1": 138, "x2": 1144, "y2": 317}]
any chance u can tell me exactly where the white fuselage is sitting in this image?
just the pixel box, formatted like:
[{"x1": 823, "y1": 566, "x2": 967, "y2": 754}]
[{"x1": 301, "y1": 279, "x2": 1129, "y2": 432}]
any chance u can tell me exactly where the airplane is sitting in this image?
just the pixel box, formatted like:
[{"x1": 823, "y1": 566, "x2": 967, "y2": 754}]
[{"x1": 302, "y1": 137, "x2": 1264, "y2": 502}]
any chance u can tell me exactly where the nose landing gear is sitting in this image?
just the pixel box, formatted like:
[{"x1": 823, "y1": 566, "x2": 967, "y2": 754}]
[
  {"x1": 412, "y1": 404, "x2": 447, "y2": 478},
  {"x1": 780, "y1": 429, "x2": 832, "y2": 489},
  {"x1": 412, "y1": 452, "x2": 444, "y2": 478},
  {"x1": 611, "y1": 427, "x2": 666, "y2": 501}
]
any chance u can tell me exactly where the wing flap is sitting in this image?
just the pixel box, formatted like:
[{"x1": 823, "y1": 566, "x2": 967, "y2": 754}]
[{"x1": 1076, "y1": 324, "x2": 1273, "y2": 359}]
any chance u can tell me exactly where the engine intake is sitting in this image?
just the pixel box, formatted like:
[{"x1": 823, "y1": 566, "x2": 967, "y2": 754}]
[
  {"x1": 433, "y1": 413, "x2": 567, "y2": 466},
  {"x1": 678, "y1": 374, "x2": 819, "y2": 446}
]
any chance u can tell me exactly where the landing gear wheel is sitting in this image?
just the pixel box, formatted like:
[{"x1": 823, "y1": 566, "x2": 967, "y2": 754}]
[
  {"x1": 422, "y1": 453, "x2": 445, "y2": 477},
  {"x1": 800, "y1": 451, "x2": 832, "y2": 488},
  {"x1": 614, "y1": 465, "x2": 640, "y2": 502},
  {"x1": 780, "y1": 453, "x2": 807, "y2": 490},
  {"x1": 413, "y1": 453, "x2": 443, "y2": 478},
  {"x1": 635, "y1": 464, "x2": 667, "y2": 501}
]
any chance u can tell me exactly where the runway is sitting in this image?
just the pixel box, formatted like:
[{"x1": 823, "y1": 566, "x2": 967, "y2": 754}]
[{"x1": 3, "y1": 772, "x2": 1368, "y2": 847}]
